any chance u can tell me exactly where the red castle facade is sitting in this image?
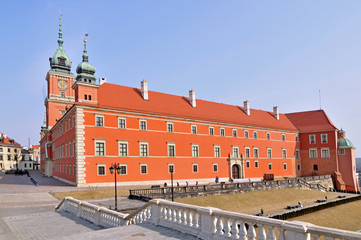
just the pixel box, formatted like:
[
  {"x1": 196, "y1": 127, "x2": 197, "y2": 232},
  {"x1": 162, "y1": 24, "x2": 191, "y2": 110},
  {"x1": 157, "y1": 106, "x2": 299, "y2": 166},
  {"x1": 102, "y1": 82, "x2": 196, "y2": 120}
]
[{"x1": 40, "y1": 20, "x2": 358, "y2": 192}]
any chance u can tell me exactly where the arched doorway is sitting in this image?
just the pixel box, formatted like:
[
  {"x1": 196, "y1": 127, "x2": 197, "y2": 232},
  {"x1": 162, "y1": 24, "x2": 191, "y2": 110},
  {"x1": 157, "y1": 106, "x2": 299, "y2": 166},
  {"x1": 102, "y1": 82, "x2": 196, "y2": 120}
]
[{"x1": 232, "y1": 164, "x2": 240, "y2": 179}]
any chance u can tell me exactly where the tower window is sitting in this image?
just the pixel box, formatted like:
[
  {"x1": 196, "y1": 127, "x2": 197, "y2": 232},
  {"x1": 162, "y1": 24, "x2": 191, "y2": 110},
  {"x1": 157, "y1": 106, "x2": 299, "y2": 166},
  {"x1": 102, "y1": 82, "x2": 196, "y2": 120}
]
[
  {"x1": 84, "y1": 95, "x2": 87, "y2": 100},
  {"x1": 60, "y1": 91, "x2": 65, "y2": 97},
  {"x1": 89, "y1": 95, "x2": 92, "y2": 100}
]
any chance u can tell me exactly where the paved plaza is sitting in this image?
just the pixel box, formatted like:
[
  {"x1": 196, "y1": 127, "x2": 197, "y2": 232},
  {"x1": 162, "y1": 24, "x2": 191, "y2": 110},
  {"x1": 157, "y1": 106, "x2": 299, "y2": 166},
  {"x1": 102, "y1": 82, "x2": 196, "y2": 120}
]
[{"x1": 0, "y1": 171, "x2": 195, "y2": 240}]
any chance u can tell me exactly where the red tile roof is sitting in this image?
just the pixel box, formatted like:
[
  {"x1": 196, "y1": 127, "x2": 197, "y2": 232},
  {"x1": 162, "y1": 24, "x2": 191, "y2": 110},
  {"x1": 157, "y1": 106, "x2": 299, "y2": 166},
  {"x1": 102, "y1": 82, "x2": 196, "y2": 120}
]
[
  {"x1": 285, "y1": 110, "x2": 337, "y2": 132},
  {"x1": 0, "y1": 132, "x2": 21, "y2": 146},
  {"x1": 82, "y1": 83, "x2": 299, "y2": 131},
  {"x1": 32, "y1": 145, "x2": 40, "y2": 149}
]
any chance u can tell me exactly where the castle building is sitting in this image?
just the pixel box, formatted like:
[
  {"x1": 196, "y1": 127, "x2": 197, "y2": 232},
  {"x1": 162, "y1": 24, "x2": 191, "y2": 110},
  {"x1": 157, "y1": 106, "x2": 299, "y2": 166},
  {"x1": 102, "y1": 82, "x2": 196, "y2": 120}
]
[
  {"x1": 0, "y1": 132, "x2": 22, "y2": 171},
  {"x1": 40, "y1": 19, "x2": 359, "y2": 192}
]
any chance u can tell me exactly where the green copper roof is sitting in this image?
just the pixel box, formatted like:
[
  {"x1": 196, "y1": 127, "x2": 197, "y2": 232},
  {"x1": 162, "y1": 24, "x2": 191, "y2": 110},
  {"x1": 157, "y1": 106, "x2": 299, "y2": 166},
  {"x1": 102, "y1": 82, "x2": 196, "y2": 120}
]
[
  {"x1": 76, "y1": 40, "x2": 97, "y2": 84},
  {"x1": 40, "y1": 116, "x2": 47, "y2": 133},
  {"x1": 338, "y1": 137, "x2": 354, "y2": 149},
  {"x1": 49, "y1": 17, "x2": 72, "y2": 73}
]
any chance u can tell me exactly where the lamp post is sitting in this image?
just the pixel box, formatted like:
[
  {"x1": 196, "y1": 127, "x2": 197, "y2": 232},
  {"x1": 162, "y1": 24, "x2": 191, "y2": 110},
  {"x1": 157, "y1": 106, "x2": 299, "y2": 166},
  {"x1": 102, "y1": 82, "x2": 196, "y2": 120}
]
[
  {"x1": 170, "y1": 166, "x2": 174, "y2": 202},
  {"x1": 109, "y1": 163, "x2": 121, "y2": 211}
]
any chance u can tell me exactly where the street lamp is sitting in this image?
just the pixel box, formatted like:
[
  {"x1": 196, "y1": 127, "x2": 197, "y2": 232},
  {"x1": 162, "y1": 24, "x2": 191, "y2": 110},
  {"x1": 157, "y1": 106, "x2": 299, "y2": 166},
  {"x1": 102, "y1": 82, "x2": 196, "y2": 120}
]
[
  {"x1": 109, "y1": 163, "x2": 121, "y2": 210},
  {"x1": 169, "y1": 166, "x2": 174, "y2": 202}
]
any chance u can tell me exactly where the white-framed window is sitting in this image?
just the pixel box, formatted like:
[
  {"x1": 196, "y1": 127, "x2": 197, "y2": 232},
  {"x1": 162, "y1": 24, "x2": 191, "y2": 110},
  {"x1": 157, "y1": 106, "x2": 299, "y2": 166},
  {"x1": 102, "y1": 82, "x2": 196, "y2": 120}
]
[
  {"x1": 254, "y1": 160, "x2": 259, "y2": 168},
  {"x1": 191, "y1": 125, "x2": 197, "y2": 134},
  {"x1": 244, "y1": 130, "x2": 249, "y2": 138},
  {"x1": 214, "y1": 146, "x2": 220, "y2": 158},
  {"x1": 192, "y1": 163, "x2": 198, "y2": 173},
  {"x1": 295, "y1": 135, "x2": 299, "y2": 142},
  {"x1": 246, "y1": 160, "x2": 250, "y2": 168},
  {"x1": 97, "y1": 164, "x2": 106, "y2": 176},
  {"x1": 297, "y1": 164, "x2": 301, "y2": 171},
  {"x1": 338, "y1": 149, "x2": 345, "y2": 155},
  {"x1": 309, "y1": 149, "x2": 317, "y2": 158},
  {"x1": 118, "y1": 117, "x2": 126, "y2": 128},
  {"x1": 282, "y1": 134, "x2": 286, "y2": 141},
  {"x1": 283, "y1": 163, "x2": 287, "y2": 170},
  {"x1": 96, "y1": 115, "x2": 104, "y2": 127},
  {"x1": 282, "y1": 149, "x2": 287, "y2": 159},
  {"x1": 268, "y1": 163, "x2": 272, "y2": 170},
  {"x1": 140, "y1": 142, "x2": 148, "y2": 157},
  {"x1": 232, "y1": 146, "x2": 239, "y2": 158},
  {"x1": 253, "y1": 148, "x2": 259, "y2": 158},
  {"x1": 118, "y1": 141, "x2": 128, "y2": 157},
  {"x1": 295, "y1": 149, "x2": 300, "y2": 159},
  {"x1": 168, "y1": 144, "x2": 175, "y2": 157},
  {"x1": 140, "y1": 164, "x2": 148, "y2": 174},
  {"x1": 139, "y1": 120, "x2": 147, "y2": 130},
  {"x1": 60, "y1": 110, "x2": 66, "y2": 115},
  {"x1": 168, "y1": 164, "x2": 175, "y2": 173},
  {"x1": 220, "y1": 128, "x2": 225, "y2": 136},
  {"x1": 253, "y1": 131, "x2": 257, "y2": 139},
  {"x1": 60, "y1": 91, "x2": 65, "y2": 97},
  {"x1": 209, "y1": 127, "x2": 214, "y2": 136},
  {"x1": 192, "y1": 145, "x2": 199, "y2": 157},
  {"x1": 321, "y1": 134, "x2": 328, "y2": 143},
  {"x1": 266, "y1": 132, "x2": 270, "y2": 140},
  {"x1": 119, "y1": 164, "x2": 127, "y2": 175},
  {"x1": 267, "y1": 148, "x2": 272, "y2": 158},
  {"x1": 233, "y1": 129, "x2": 237, "y2": 137},
  {"x1": 321, "y1": 148, "x2": 330, "y2": 158},
  {"x1": 245, "y1": 147, "x2": 250, "y2": 158},
  {"x1": 309, "y1": 135, "x2": 316, "y2": 144},
  {"x1": 167, "y1": 122, "x2": 173, "y2": 132},
  {"x1": 95, "y1": 140, "x2": 105, "y2": 156},
  {"x1": 213, "y1": 163, "x2": 218, "y2": 172}
]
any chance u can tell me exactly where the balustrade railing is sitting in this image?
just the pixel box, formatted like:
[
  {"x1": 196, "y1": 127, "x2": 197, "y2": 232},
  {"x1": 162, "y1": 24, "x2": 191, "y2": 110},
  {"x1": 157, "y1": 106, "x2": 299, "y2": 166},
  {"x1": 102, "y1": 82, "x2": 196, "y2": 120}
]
[{"x1": 56, "y1": 196, "x2": 361, "y2": 239}]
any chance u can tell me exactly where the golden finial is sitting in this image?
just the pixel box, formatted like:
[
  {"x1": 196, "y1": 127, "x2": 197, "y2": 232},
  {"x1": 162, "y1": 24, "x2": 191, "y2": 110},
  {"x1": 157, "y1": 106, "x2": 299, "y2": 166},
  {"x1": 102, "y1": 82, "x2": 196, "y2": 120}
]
[
  {"x1": 84, "y1": 39, "x2": 87, "y2": 43},
  {"x1": 59, "y1": 11, "x2": 62, "y2": 20}
]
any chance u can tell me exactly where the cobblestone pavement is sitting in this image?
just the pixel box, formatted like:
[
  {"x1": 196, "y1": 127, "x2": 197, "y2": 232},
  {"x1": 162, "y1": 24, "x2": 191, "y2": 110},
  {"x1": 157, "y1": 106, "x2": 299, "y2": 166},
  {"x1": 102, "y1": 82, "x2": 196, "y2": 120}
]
[
  {"x1": 0, "y1": 171, "x2": 193, "y2": 239},
  {"x1": 52, "y1": 223, "x2": 199, "y2": 240},
  {"x1": 3, "y1": 211, "x2": 102, "y2": 240}
]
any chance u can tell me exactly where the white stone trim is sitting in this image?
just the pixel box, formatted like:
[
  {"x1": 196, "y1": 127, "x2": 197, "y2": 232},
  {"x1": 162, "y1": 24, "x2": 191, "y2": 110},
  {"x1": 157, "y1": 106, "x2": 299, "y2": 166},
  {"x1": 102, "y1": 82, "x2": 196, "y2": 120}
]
[{"x1": 75, "y1": 107, "x2": 86, "y2": 186}]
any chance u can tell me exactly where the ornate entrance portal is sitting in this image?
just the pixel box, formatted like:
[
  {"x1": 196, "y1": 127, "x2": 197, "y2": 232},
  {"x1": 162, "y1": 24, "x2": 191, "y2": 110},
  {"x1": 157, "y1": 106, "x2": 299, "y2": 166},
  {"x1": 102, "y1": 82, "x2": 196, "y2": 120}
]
[
  {"x1": 228, "y1": 155, "x2": 244, "y2": 180},
  {"x1": 232, "y1": 165, "x2": 240, "y2": 179}
]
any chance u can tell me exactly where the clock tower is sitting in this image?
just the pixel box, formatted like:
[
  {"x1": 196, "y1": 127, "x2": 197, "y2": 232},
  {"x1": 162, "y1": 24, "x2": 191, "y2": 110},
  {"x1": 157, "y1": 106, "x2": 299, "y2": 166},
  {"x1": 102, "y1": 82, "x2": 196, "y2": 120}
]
[{"x1": 45, "y1": 16, "x2": 76, "y2": 130}]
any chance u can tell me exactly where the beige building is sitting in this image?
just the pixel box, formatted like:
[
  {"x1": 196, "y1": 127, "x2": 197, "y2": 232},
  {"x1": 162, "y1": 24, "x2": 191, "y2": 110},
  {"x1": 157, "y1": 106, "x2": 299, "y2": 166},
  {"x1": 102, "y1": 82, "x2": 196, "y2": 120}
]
[
  {"x1": 0, "y1": 132, "x2": 22, "y2": 171},
  {"x1": 19, "y1": 145, "x2": 41, "y2": 170}
]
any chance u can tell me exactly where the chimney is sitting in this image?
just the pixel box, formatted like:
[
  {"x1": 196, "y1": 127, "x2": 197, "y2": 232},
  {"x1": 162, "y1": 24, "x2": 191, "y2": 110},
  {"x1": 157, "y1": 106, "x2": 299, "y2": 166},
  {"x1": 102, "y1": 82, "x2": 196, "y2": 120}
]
[
  {"x1": 141, "y1": 80, "x2": 148, "y2": 100},
  {"x1": 244, "y1": 100, "x2": 250, "y2": 116},
  {"x1": 189, "y1": 89, "x2": 196, "y2": 107},
  {"x1": 273, "y1": 106, "x2": 279, "y2": 120},
  {"x1": 99, "y1": 77, "x2": 107, "y2": 85}
]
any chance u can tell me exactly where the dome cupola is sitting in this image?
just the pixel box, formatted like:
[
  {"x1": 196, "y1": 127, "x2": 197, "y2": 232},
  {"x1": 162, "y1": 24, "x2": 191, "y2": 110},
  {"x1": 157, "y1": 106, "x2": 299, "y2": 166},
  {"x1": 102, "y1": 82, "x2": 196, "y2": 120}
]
[
  {"x1": 49, "y1": 16, "x2": 72, "y2": 73},
  {"x1": 338, "y1": 129, "x2": 355, "y2": 149},
  {"x1": 76, "y1": 38, "x2": 97, "y2": 84}
]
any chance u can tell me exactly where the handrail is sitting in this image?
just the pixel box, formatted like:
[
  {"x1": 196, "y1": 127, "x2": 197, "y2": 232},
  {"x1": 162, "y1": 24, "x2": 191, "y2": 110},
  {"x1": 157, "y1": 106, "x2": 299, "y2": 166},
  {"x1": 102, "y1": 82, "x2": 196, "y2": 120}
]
[{"x1": 56, "y1": 196, "x2": 361, "y2": 239}]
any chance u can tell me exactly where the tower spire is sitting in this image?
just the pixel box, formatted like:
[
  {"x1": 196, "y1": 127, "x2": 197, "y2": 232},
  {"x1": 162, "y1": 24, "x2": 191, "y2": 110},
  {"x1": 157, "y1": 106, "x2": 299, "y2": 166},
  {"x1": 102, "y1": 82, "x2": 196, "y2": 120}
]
[
  {"x1": 57, "y1": 13, "x2": 63, "y2": 48},
  {"x1": 82, "y1": 34, "x2": 89, "y2": 62}
]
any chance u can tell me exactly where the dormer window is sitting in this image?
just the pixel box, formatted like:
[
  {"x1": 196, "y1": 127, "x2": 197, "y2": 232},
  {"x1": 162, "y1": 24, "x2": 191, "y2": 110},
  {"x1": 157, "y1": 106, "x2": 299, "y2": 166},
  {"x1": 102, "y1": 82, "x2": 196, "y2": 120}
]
[{"x1": 58, "y1": 58, "x2": 66, "y2": 66}]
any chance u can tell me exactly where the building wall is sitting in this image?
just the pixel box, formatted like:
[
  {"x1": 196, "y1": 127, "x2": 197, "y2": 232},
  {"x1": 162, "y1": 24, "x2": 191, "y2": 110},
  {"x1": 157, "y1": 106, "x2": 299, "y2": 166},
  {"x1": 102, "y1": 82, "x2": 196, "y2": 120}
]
[
  {"x1": 299, "y1": 130, "x2": 338, "y2": 176},
  {"x1": 77, "y1": 107, "x2": 298, "y2": 185},
  {"x1": 0, "y1": 144, "x2": 22, "y2": 171},
  {"x1": 338, "y1": 148, "x2": 359, "y2": 192}
]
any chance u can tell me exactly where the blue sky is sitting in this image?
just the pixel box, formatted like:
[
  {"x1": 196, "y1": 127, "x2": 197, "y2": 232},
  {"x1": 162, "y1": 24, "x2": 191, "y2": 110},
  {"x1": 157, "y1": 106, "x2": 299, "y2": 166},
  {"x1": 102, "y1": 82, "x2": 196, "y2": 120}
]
[{"x1": 1, "y1": 1, "x2": 360, "y2": 157}]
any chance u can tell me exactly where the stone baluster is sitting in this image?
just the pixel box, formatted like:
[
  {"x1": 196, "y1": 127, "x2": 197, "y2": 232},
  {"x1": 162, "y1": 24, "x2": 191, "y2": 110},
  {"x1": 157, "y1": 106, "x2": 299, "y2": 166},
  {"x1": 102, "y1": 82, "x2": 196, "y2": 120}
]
[
  {"x1": 187, "y1": 211, "x2": 193, "y2": 227},
  {"x1": 215, "y1": 216, "x2": 224, "y2": 235},
  {"x1": 278, "y1": 228, "x2": 286, "y2": 240},
  {"x1": 230, "y1": 219, "x2": 239, "y2": 239},
  {"x1": 177, "y1": 208, "x2": 182, "y2": 224},
  {"x1": 167, "y1": 207, "x2": 172, "y2": 222},
  {"x1": 192, "y1": 211, "x2": 199, "y2": 229},
  {"x1": 257, "y1": 224, "x2": 267, "y2": 240},
  {"x1": 182, "y1": 210, "x2": 187, "y2": 225},
  {"x1": 266, "y1": 226, "x2": 276, "y2": 240},
  {"x1": 247, "y1": 223, "x2": 256, "y2": 240},
  {"x1": 172, "y1": 208, "x2": 178, "y2": 222},
  {"x1": 238, "y1": 221, "x2": 247, "y2": 240},
  {"x1": 223, "y1": 218, "x2": 232, "y2": 237}
]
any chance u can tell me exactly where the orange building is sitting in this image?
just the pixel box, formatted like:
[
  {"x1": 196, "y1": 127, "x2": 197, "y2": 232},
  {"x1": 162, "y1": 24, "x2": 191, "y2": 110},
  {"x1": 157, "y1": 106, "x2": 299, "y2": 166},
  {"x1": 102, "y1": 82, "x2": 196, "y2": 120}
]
[{"x1": 40, "y1": 20, "x2": 358, "y2": 191}]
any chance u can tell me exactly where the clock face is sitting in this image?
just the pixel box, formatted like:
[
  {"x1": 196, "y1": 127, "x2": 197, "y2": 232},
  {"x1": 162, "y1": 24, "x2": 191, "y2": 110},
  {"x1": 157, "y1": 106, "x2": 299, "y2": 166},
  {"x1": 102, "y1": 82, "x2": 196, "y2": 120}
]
[{"x1": 58, "y1": 80, "x2": 68, "y2": 89}]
